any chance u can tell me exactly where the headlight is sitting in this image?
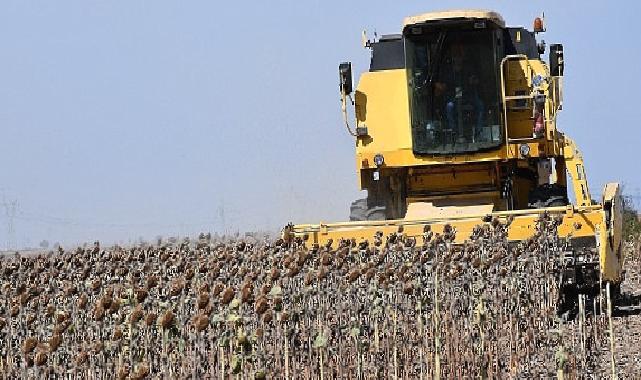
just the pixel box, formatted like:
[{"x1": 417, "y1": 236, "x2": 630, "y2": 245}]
[
  {"x1": 373, "y1": 154, "x2": 384, "y2": 167},
  {"x1": 519, "y1": 144, "x2": 531, "y2": 157},
  {"x1": 532, "y1": 74, "x2": 544, "y2": 87}
]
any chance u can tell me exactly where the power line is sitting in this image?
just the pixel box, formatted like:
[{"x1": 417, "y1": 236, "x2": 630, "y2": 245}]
[{"x1": 2, "y1": 196, "x2": 18, "y2": 250}]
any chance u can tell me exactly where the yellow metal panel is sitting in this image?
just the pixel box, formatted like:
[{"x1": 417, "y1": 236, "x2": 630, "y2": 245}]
[
  {"x1": 506, "y1": 142, "x2": 550, "y2": 159},
  {"x1": 600, "y1": 183, "x2": 623, "y2": 281},
  {"x1": 292, "y1": 206, "x2": 623, "y2": 283},
  {"x1": 562, "y1": 135, "x2": 592, "y2": 206},
  {"x1": 407, "y1": 166, "x2": 497, "y2": 192},
  {"x1": 355, "y1": 70, "x2": 412, "y2": 153},
  {"x1": 296, "y1": 207, "x2": 602, "y2": 244},
  {"x1": 357, "y1": 148, "x2": 508, "y2": 170},
  {"x1": 504, "y1": 60, "x2": 533, "y2": 139}
]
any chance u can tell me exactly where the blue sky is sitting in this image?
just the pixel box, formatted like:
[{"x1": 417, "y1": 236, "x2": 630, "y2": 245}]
[{"x1": 1, "y1": 1, "x2": 640, "y2": 248}]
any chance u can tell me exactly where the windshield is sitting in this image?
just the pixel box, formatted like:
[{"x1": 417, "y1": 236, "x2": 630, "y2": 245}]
[{"x1": 406, "y1": 27, "x2": 503, "y2": 154}]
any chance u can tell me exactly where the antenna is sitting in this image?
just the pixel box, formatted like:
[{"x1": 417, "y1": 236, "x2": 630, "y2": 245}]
[{"x1": 361, "y1": 30, "x2": 369, "y2": 48}]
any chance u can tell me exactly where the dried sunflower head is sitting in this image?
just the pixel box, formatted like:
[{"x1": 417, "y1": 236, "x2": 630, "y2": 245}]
[
  {"x1": 144, "y1": 312, "x2": 157, "y2": 327},
  {"x1": 220, "y1": 286, "x2": 235, "y2": 305},
  {"x1": 158, "y1": 310, "x2": 175, "y2": 329},
  {"x1": 193, "y1": 313, "x2": 209, "y2": 332},
  {"x1": 22, "y1": 337, "x2": 38, "y2": 354}
]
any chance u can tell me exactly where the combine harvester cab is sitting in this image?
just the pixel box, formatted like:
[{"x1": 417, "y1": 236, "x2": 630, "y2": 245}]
[{"x1": 288, "y1": 10, "x2": 624, "y2": 295}]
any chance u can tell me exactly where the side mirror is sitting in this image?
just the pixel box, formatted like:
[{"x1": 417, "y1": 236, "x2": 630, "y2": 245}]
[
  {"x1": 339, "y1": 62, "x2": 353, "y2": 95},
  {"x1": 549, "y1": 44, "x2": 564, "y2": 76}
]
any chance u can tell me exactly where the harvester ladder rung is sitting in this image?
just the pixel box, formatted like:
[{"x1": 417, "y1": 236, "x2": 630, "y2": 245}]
[
  {"x1": 504, "y1": 95, "x2": 532, "y2": 101},
  {"x1": 508, "y1": 137, "x2": 539, "y2": 143}
]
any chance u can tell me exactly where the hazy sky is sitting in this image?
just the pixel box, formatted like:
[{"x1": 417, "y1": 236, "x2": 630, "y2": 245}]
[{"x1": 1, "y1": 1, "x2": 640, "y2": 248}]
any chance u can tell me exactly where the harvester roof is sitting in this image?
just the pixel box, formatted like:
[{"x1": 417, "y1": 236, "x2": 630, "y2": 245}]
[{"x1": 403, "y1": 9, "x2": 505, "y2": 28}]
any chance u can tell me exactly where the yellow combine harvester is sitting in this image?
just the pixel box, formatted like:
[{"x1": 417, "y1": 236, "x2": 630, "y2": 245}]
[{"x1": 287, "y1": 10, "x2": 623, "y2": 294}]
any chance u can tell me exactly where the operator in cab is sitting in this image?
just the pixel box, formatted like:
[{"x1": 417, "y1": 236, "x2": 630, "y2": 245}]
[{"x1": 433, "y1": 39, "x2": 485, "y2": 143}]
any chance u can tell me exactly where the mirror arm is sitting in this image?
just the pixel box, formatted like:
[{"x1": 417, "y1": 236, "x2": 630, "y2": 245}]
[{"x1": 341, "y1": 93, "x2": 357, "y2": 137}]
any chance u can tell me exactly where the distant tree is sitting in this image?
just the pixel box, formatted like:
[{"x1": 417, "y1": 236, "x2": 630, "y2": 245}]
[
  {"x1": 39, "y1": 240, "x2": 49, "y2": 249},
  {"x1": 623, "y1": 195, "x2": 641, "y2": 238}
]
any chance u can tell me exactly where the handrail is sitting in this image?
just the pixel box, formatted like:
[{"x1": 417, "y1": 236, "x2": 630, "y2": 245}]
[{"x1": 499, "y1": 54, "x2": 533, "y2": 142}]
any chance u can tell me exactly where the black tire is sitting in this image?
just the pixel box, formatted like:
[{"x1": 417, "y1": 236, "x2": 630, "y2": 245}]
[
  {"x1": 547, "y1": 198, "x2": 568, "y2": 207},
  {"x1": 528, "y1": 184, "x2": 569, "y2": 208},
  {"x1": 349, "y1": 198, "x2": 387, "y2": 221},
  {"x1": 366, "y1": 208, "x2": 387, "y2": 221},
  {"x1": 349, "y1": 199, "x2": 368, "y2": 221}
]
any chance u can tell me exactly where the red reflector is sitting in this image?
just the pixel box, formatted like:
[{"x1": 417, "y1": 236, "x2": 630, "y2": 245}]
[
  {"x1": 534, "y1": 17, "x2": 544, "y2": 33},
  {"x1": 534, "y1": 113, "x2": 545, "y2": 137}
]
